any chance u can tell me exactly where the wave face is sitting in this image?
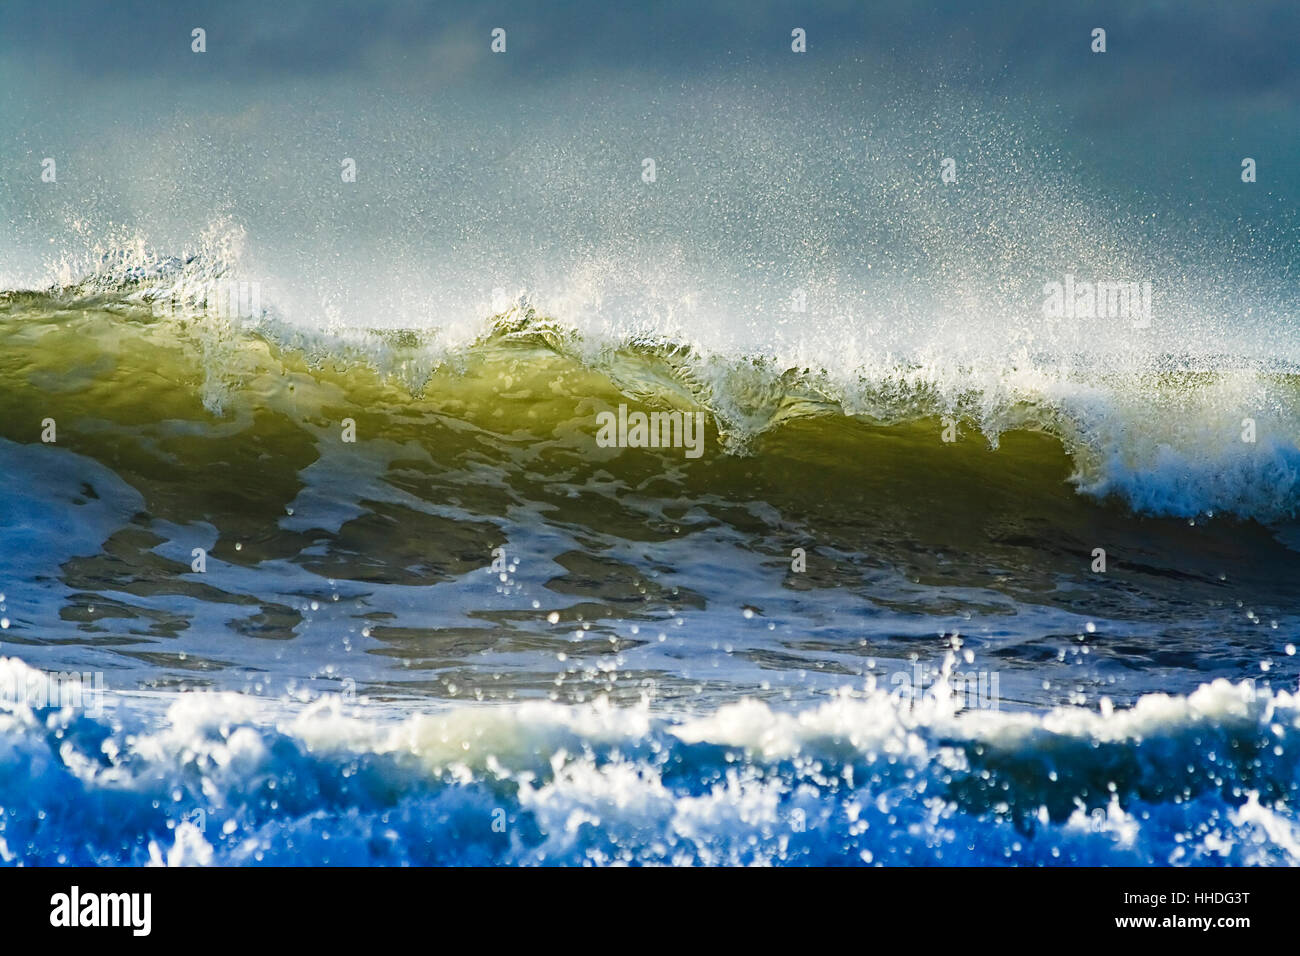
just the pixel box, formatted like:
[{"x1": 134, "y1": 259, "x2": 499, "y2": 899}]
[
  {"x1": 1, "y1": 657, "x2": 1296, "y2": 866},
  {"x1": 1, "y1": 274, "x2": 1299, "y2": 714}
]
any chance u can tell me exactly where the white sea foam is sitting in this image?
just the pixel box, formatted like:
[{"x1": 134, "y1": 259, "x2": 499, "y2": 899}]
[{"x1": 0, "y1": 656, "x2": 1294, "y2": 866}]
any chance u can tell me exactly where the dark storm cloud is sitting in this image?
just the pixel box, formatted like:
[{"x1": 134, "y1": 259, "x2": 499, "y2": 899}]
[{"x1": 0, "y1": 0, "x2": 1295, "y2": 106}]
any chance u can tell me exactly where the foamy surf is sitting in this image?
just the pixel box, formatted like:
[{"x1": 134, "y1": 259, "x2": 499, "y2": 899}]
[{"x1": 0, "y1": 657, "x2": 1294, "y2": 866}]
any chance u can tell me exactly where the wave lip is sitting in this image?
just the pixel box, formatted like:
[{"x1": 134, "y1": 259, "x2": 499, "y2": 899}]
[{"x1": 0, "y1": 657, "x2": 1296, "y2": 866}]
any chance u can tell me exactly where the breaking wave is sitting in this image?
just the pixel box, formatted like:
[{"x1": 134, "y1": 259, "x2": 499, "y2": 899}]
[{"x1": 4, "y1": 254, "x2": 1299, "y2": 524}]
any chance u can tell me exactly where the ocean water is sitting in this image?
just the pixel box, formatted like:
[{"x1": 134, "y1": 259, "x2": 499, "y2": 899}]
[{"x1": 0, "y1": 0, "x2": 1298, "y2": 865}]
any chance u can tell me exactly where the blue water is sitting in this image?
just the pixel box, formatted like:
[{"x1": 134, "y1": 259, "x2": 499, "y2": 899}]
[{"x1": 2, "y1": 658, "x2": 1296, "y2": 866}]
